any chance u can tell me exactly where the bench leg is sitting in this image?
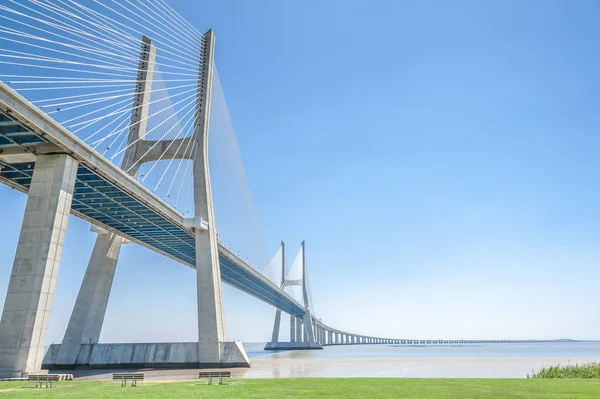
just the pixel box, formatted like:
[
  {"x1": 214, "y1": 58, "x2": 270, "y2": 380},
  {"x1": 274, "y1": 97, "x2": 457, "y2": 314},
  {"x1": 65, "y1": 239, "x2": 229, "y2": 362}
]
[
  {"x1": 132, "y1": 379, "x2": 137, "y2": 387},
  {"x1": 219, "y1": 377, "x2": 223, "y2": 385},
  {"x1": 208, "y1": 377, "x2": 212, "y2": 385},
  {"x1": 121, "y1": 378, "x2": 125, "y2": 387}
]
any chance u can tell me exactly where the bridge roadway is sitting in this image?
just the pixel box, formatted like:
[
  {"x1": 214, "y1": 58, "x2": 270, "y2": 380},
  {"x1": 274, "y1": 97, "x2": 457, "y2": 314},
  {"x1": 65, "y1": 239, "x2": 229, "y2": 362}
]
[{"x1": 0, "y1": 83, "x2": 548, "y2": 348}]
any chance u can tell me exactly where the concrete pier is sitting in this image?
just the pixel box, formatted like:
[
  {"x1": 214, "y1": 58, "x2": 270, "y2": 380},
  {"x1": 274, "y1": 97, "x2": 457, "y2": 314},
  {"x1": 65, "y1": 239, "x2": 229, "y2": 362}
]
[
  {"x1": 55, "y1": 231, "x2": 123, "y2": 366},
  {"x1": 290, "y1": 316, "x2": 296, "y2": 342},
  {"x1": 296, "y1": 317, "x2": 303, "y2": 342},
  {"x1": 0, "y1": 154, "x2": 78, "y2": 377}
]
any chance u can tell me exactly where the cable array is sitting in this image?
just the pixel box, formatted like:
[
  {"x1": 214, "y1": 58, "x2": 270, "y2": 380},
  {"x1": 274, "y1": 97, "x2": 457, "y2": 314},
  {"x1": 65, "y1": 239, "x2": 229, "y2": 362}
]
[
  {"x1": 0, "y1": 1, "x2": 273, "y2": 275},
  {"x1": 0, "y1": 0, "x2": 203, "y2": 214},
  {"x1": 209, "y1": 68, "x2": 270, "y2": 270},
  {"x1": 262, "y1": 245, "x2": 283, "y2": 287}
]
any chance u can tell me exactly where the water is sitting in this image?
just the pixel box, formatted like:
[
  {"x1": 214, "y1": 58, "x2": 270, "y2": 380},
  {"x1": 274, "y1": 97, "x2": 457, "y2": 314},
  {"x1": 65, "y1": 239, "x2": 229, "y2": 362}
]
[
  {"x1": 237, "y1": 341, "x2": 600, "y2": 378},
  {"x1": 246, "y1": 341, "x2": 600, "y2": 360}
]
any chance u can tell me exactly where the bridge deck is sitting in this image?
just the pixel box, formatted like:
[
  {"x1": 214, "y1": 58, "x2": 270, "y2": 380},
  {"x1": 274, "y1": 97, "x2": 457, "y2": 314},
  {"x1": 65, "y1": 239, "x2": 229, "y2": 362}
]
[{"x1": 0, "y1": 83, "x2": 304, "y2": 317}]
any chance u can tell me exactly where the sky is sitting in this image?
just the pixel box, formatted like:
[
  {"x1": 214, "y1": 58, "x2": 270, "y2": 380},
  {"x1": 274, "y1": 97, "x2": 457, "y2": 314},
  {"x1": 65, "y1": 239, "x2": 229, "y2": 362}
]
[{"x1": 1, "y1": 0, "x2": 600, "y2": 344}]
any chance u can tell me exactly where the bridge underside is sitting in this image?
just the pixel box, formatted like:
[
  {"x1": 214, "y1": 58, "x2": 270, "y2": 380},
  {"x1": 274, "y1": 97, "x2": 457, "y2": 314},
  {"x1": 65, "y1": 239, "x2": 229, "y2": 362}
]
[{"x1": 0, "y1": 109, "x2": 304, "y2": 318}]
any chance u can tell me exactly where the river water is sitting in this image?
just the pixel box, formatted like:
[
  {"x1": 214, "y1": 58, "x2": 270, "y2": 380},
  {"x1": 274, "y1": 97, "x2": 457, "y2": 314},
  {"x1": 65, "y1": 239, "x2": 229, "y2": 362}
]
[
  {"x1": 70, "y1": 341, "x2": 600, "y2": 380},
  {"x1": 238, "y1": 341, "x2": 600, "y2": 378}
]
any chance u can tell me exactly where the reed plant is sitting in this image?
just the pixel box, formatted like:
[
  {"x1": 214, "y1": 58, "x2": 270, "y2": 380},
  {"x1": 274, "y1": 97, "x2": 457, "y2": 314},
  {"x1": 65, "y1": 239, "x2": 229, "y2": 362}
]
[{"x1": 529, "y1": 362, "x2": 600, "y2": 378}]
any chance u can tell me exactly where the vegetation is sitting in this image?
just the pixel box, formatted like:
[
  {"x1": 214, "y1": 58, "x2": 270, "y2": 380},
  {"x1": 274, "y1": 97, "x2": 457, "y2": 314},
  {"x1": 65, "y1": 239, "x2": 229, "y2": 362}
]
[
  {"x1": 530, "y1": 362, "x2": 600, "y2": 379},
  {"x1": 1, "y1": 378, "x2": 600, "y2": 398}
]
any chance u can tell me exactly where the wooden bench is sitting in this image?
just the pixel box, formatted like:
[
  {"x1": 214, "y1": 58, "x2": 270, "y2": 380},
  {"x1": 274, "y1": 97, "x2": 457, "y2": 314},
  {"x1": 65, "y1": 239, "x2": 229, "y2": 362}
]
[
  {"x1": 199, "y1": 371, "x2": 231, "y2": 385},
  {"x1": 112, "y1": 373, "x2": 144, "y2": 387},
  {"x1": 27, "y1": 374, "x2": 60, "y2": 388}
]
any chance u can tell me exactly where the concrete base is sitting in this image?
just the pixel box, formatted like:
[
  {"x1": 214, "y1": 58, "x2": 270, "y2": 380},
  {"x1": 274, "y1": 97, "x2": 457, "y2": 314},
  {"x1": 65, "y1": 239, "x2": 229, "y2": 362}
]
[
  {"x1": 43, "y1": 342, "x2": 250, "y2": 370},
  {"x1": 264, "y1": 341, "x2": 323, "y2": 351}
]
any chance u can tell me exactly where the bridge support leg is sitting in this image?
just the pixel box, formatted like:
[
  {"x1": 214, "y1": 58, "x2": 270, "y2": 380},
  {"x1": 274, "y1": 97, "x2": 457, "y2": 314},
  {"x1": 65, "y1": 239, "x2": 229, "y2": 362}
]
[
  {"x1": 189, "y1": 30, "x2": 248, "y2": 367},
  {"x1": 53, "y1": 230, "x2": 123, "y2": 366},
  {"x1": 0, "y1": 154, "x2": 78, "y2": 377},
  {"x1": 290, "y1": 315, "x2": 296, "y2": 343},
  {"x1": 264, "y1": 243, "x2": 289, "y2": 351},
  {"x1": 296, "y1": 317, "x2": 303, "y2": 342}
]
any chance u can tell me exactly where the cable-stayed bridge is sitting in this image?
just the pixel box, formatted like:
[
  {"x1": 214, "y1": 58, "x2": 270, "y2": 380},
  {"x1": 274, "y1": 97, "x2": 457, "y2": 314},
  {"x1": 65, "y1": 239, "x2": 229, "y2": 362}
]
[{"x1": 0, "y1": 1, "x2": 539, "y2": 378}]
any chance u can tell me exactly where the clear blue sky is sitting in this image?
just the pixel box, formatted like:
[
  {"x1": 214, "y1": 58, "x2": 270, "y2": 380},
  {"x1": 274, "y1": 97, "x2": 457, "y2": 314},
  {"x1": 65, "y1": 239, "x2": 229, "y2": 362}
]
[{"x1": 1, "y1": 0, "x2": 600, "y2": 344}]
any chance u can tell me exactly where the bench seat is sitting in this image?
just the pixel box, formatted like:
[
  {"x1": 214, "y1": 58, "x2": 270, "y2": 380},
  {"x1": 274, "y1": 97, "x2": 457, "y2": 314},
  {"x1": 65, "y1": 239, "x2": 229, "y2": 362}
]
[
  {"x1": 113, "y1": 373, "x2": 144, "y2": 387},
  {"x1": 199, "y1": 371, "x2": 231, "y2": 385}
]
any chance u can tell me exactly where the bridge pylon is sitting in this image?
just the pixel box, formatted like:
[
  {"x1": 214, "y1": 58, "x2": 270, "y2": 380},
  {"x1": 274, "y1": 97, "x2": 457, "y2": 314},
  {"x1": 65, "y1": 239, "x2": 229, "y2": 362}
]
[
  {"x1": 190, "y1": 29, "x2": 249, "y2": 368},
  {"x1": 265, "y1": 241, "x2": 323, "y2": 350},
  {"x1": 37, "y1": 30, "x2": 248, "y2": 372}
]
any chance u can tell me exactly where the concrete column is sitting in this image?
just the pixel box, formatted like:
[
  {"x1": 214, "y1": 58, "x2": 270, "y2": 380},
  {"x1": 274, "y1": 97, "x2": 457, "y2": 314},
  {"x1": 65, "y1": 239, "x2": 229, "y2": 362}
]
[
  {"x1": 290, "y1": 315, "x2": 296, "y2": 343},
  {"x1": 300, "y1": 242, "x2": 317, "y2": 346},
  {"x1": 303, "y1": 319, "x2": 309, "y2": 342},
  {"x1": 55, "y1": 230, "x2": 123, "y2": 365},
  {"x1": 192, "y1": 30, "x2": 247, "y2": 366},
  {"x1": 318, "y1": 326, "x2": 323, "y2": 344},
  {"x1": 266, "y1": 243, "x2": 286, "y2": 349},
  {"x1": 270, "y1": 309, "x2": 282, "y2": 344},
  {"x1": 319, "y1": 326, "x2": 323, "y2": 344},
  {"x1": 120, "y1": 35, "x2": 157, "y2": 176},
  {"x1": 0, "y1": 154, "x2": 78, "y2": 377},
  {"x1": 296, "y1": 317, "x2": 303, "y2": 342}
]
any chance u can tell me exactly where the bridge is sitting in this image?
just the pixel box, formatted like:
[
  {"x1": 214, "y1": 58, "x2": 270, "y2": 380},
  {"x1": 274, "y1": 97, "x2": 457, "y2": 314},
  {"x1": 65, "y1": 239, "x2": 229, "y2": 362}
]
[{"x1": 0, "y1": 1, "x2": 539, "y2": 378}]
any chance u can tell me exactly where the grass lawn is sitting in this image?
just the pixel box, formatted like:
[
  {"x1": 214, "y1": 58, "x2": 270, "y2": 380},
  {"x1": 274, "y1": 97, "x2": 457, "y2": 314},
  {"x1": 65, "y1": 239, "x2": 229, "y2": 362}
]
[{"x1": 0, "y1": 378, "x2": 599, "y2": 398}]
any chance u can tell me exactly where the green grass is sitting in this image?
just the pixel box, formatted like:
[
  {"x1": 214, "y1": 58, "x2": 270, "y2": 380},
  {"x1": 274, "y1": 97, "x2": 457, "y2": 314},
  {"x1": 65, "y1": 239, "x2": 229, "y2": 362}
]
[
  {"x1": 530, "y1": 362, "x2": 600, "y2": 379},
  {"x1": 1, "y1": 378, "x2": 600, "y2": 398}
]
